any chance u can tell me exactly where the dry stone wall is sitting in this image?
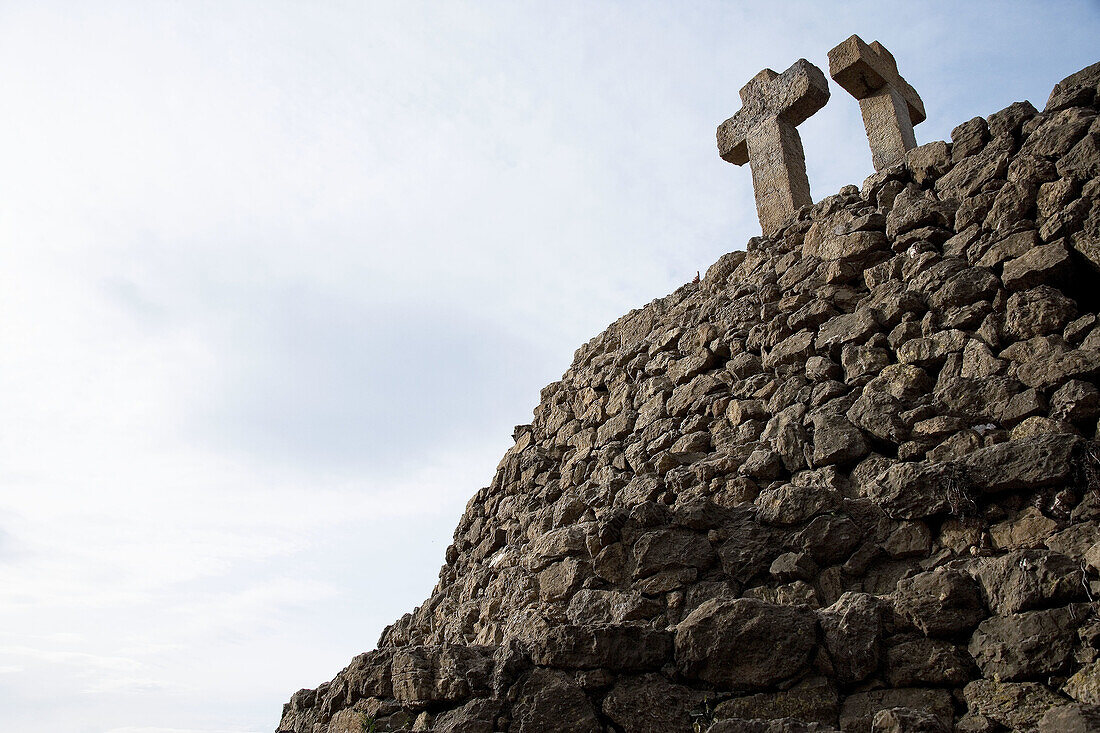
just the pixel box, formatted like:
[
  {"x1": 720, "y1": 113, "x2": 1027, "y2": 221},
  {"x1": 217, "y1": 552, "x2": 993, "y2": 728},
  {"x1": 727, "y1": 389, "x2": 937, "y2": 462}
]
[{"x1": 278, "y1": 62, "x2": 1100, "y2": 733}]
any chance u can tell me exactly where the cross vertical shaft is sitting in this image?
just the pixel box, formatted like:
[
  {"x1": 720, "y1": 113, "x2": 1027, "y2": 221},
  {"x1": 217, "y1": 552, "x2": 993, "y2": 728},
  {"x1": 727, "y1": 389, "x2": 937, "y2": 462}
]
[{"x1": 745, "y1": 117, "x2": 813, "y2": 237}]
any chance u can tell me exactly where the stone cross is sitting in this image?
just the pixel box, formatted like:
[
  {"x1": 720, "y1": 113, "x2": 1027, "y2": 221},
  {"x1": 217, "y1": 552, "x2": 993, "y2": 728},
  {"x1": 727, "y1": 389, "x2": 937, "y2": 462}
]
[
  {"x1": 829, "y1": 35, "x2": 926, "y2": 171},
  {"x1": 717, "y1": 59, "x2": 830, "y2": 237}
]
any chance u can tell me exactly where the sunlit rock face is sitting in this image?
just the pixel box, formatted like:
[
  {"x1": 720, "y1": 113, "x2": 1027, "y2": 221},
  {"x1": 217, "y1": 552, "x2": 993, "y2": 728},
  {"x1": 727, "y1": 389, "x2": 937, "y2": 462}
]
[{"x1": 278, "y1": 61, "x2": 1100, "y2": 733}]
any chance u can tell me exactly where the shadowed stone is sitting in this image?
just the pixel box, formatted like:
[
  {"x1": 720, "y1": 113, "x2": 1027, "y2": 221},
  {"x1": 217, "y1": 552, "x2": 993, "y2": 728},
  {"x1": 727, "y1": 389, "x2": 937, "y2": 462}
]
[
  {"x1": 829, "y1": 35, "x2": 926, "y2": 171},
  {"x1": 718, "y1": 59, "x2": 830, "y2": 237}
]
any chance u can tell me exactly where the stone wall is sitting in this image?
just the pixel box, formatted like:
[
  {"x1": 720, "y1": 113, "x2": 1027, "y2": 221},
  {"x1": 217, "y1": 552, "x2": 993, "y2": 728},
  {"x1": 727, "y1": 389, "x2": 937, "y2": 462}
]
[{"x1": 277, "y1": 62, "x2": 1100, "y2": 733}]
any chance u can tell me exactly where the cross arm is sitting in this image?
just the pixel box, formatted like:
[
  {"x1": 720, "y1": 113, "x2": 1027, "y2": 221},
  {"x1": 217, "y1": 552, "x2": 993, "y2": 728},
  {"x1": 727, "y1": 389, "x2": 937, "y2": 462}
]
[
  {"x1": 829, "y1": 35, "x2": 926, "y2": 124},
  {"x1": 717, "y1": 59, "x2": 829, "y2": 165}
]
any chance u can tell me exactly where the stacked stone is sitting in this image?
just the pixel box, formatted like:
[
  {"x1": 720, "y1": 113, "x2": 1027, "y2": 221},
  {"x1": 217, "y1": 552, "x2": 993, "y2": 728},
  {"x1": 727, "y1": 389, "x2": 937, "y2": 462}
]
[{"x1": 278, "y1": 62, "x2": 1100, "y2": 733}]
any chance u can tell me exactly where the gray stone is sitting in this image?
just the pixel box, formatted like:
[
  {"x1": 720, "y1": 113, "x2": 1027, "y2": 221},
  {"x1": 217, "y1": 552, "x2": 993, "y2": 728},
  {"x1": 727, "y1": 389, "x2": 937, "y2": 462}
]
[
  {"x1": 714, "y1": 676, "x2": 840, "y2": 727},
  {"x1": 839, "y1": 689, "x2": 954, "y2": 733},
  {"x1": 964, "y1": 679, "x2": 1065, "y2": 732},
  {"x1": 961, "y1": 433, "x2": 1081, "y2": 493},
  {"x1": 1065, "y1": 662, "x2": 1100, "y2": 705},
  {"x1": 675, "y1": 597, "x2": 817, "y2": 689},
  {"x1": 871, "y1": 707, "x2": 949, "y2": 733},
  {"x1": 818, "y1": 592, "x2": 883, "y2": 684},
  {"x1": 969, "y1": 606, "x2": 1080, "y2": 681},
  {"x1": 864, "y1": 462, "x2": 956, "y2": 519},
  {"x1": 432, "y1": 698, "x2": 501, "y2": 733},
  {"x1": 811, "y1": 412, "x2": 869, "y2": 466},
  {"x1": 1017, "y1": 348, "x2": 1100, "y2": 388},
  {"x1": 601, "y1": 674, "x2": 707, "y2": 733},
  {"x1": 1046, "y1": 61, "x2": 1100, "y2": 112},
  {"x1": 390, "y1": 645, "x2": 494, "y2": 706},
  {"x1": 1005, "y1": 286, "x2": 1077, "y2": 340},
  {"x1": 970, "y1": 550, "x2": 1084, "y2": 614},
  {"x1": 529, "y1": 624, "x2": 672, "y2": 671},
  {"x1": 718, "y1": 60, "x2": 830, "y2": 236},
  {"x1": 885, "y1": 636, "x2": 975, "y2": 687},
  {"x1": 708, "y1": 719, "x2": 840, "y2": 733},
  {"x1": 633, "y1": 529, "x2": 717, "y2": 578},
  {"x1": 1002, "y1": 241, "x2": 1073, "y2": 291},
  {"x1": 511, "y1": 668, "x2": 601, "y2": 733},
  {"x1": 1039, "y1": 704, "x2": 1100, "y2": 733},
  {"x1": 952, "y1": 116, "x2": 990, "y2": 162},
  {"x1": 894, "y1": 568, "x2": 986, "y2": 637},
  {"x1": 829, "y1": 35, "x2": 926, "y2": 171}
]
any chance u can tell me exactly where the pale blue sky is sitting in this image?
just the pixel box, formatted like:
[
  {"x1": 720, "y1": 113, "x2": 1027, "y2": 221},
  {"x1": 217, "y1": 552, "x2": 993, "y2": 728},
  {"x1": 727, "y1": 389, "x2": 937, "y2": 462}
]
[{"x1": 0, "y1": 2, "x2": 1097, "y2": 731}]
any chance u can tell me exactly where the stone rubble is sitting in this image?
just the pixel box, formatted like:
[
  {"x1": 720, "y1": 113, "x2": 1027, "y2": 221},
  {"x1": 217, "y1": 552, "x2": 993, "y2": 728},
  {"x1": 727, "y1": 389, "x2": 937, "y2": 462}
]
[{"x1": 278, "y1": 61, "x2": 1100, "y2": 733}]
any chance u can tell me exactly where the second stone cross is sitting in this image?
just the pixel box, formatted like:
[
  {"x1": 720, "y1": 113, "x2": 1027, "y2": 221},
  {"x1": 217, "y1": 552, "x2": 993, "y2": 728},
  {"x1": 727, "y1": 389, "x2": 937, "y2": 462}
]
[
  {"x1": 717, "y1": 59, "x2": 830, "y2": 237},
  {"x1": 829, "y1": 35, "x2": 925, "y2": 172}
]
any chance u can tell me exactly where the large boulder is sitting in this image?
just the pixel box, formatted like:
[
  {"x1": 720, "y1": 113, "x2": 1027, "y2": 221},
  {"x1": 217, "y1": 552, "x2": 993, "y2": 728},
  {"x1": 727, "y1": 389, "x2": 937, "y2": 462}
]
[
  {"x1": 529, "y1": 624, "x2": 672, "y2": 671},
  {"x1": 894, "y1": 569, "x2": 986, "y2": 637},
  {"x1": 968, "y1": 606, "x2": 1081, "y2": 681},
  {"x1": 839, "y1": 689, "x2": 954, "y2": 733},
  {"x1": 817, "y1": 593, "x2": 883, "y2": 684},
  {"x1": 510, "y1": 668, "x2": 601, "y2": 733},
  {"x1": 601, "y1": 673, "x2": 707, "y2": 733},
  {"x1": 969, "y1": 550, "x2": 1084, "y2": 614},
  {"x1": 960, "y1": 433, "x2": 1082, "y2": 492},
  {"x1": 964, "y1": 679, "x2": 1067, "y2": 732},
  {"x1": 675, "y1": 597, "x2": 817, "y2": 689}
]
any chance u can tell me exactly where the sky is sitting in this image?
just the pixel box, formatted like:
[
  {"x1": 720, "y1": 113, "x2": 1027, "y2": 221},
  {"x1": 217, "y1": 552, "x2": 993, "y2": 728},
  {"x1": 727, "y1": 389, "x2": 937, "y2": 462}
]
[{"x1": 0, "y1": 1, "x2": 1097, "y2": 731}]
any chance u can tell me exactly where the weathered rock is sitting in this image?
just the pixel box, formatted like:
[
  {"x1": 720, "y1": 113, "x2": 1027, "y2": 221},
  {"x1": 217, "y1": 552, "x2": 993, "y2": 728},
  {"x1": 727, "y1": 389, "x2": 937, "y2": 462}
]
[
  {"x1": 715, "y1": 676, "x2": 840, "y2": 727},
  {"x1": 1017, "y1": 348, "x2": 1100, "y2": 388},
  {"x1": 847, "y1": 388, "x2": 909, "y2": 444},
  {"x1": 989, "y1": 506, "x2": 1058, "y2": 549},
  {"x1": 839, "y1": 689, "x2": 954, "y2": 733},
  {"x1": 510, "y1": 668, "x2": 601, "y2": 733},
  {"x1": 818, "y1": 592, "x2": 883, "y2": 684},
  {"x1": 797, "y1": 514, "x2": 861, "y2": 565},
  {"x1": 1046, "y1": 61, "x2": 1100, "y2": 111},
  {"x1": 675, "y1": 597, "x2": 817, "y2": 689},
  {"x1": 391, "y1": 645, "x2": 494, "y2": 706},
  {"x1": 708, "y1": 719, "x2": 840, "y2": 733},
  {"x1": 431, "y1": 698, "x2": 501, "y2": 733},
  {"x1": 1006, "y1": 285, "x2": 1078, "y2": 339},
  {"x1": 829, "y1": 35, "x2": 926, "y2": 172},
  {"x1": 1066, "y1": 662, "x2": 1100, "y2": 705},
  {"x1": 601, "y1": 674, "x2": 707, "y2": 733},
  {"x1": 633, "y1": 528, "x2": 717, "y2": 578},
  {"x1": 756, "y1": 482, "x2": 841, "y2": 525},
  {"x1": 1002, "y1": 241, "x2": 1073, "y2": 290},
  {"x1": 952, "y1": 117, "x2": 991, "y2": 162},
  {"x1": 1039, "y1": 703, "x2": 1100, "y2": 733},
  {"x1": 863, "y1": 461, "x2": 959, "y2": 519},
  {"x1": 871, "y1": 707, "x2": 950, "y2": 733},
  {"x1": 968, "y1": 606, "x2": 1081, "y2": 681},
  {"x1": 886, "y1": 187, "x2": 951, "y2": 239},
  {"x1": 885, "y1": 636, "x2": 975, "y2": 687},
  {"x1": 894, "y1": 568, "x2": 986, "y2": 637},
  {"x1": 530, "y1": 624, "x2": 672, "y2": 671},
  {"x1": 277, "y1": 62, "x2": 1100, "y2": 732},
  {"x1": 964, "y1": 679, "x2": 1066, "y2": 732},
  {"x1": 719, "y1": 518, "x2": 787, "y2": 583},
  {"x1": 970, "y1": 550, "x2": 1084, "y2": 614},
  {"x1": 718, "y1": 59, "x2": 830, "y2": 236},
  {"x1": 960, "y1": 433, "x2": 1082, "y2": 493},
  {"x1": 566, "y1": 589, "x2": 660, "y2": 625},
  {"x1": 1052, "y1": 379, "x2": 1100, "y2": 424},
  {"x1": 811, "y1": 412, "x2": 869, "y2": 466}
]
